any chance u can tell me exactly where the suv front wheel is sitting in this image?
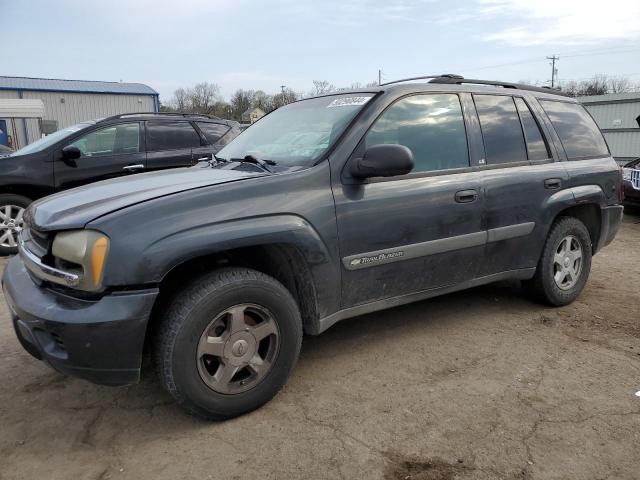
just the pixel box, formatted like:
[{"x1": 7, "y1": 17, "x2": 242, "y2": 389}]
[
  {"x1": 155, "y1": 267, "x2": 303, "y2": 420},
  {"x1": 527, "y1": 217, "x2": 593, "y2": 306}
]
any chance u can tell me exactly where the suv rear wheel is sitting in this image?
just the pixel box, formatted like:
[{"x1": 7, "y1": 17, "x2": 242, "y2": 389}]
[
  {"x1": 526, "y1": 217, "x2": 592, "y2": 306},
  {"x1": 155, "y1": 267, "x2": 302, "y2": 420},
  {"x1": 0, "y1": 194, "x2": 31, "y2": 256}
]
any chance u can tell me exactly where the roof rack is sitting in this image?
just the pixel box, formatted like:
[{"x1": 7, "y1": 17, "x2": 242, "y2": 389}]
[
  {"x1": 381, "y1": 74, "x2": 569, "y2": 97},
  {"x1": 380, "y1": 74, "x2": 463, "y2": 86},
  {"x1": 103, "y1": 112, "x2": 223, "y2": 121}
]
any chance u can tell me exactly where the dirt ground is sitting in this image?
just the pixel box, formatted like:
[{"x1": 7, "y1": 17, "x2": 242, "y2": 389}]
[{"x1": 1, "y1": 213, "x2": 639, "y2": 480}]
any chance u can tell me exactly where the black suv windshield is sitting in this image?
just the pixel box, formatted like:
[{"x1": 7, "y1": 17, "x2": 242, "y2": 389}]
[
  {"x1": 9, "y1": 121, "x2": 95, "y2": 157},
  {"x1": 217, "y1": 93, "x2": 375, "y2": 167}
]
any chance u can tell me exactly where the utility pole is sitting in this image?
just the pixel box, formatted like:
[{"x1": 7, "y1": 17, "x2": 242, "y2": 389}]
[
  {"x1": 280, "y1": 85, "x2": 286, "y2": 95},
  {"x1": 378, "y1": 69, "x2": 382, "y2": 85},
  {"x1": 547, "y1": 55, "x2": 559, "y2": 88}
]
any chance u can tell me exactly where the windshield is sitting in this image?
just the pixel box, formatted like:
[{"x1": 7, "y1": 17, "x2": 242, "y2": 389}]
[
  {"x1": 217, "y1": 93, "x2": 375, "y2": 167},
  {"x1": 9, "y1": 121, "x2": 95, "y2": 157}
]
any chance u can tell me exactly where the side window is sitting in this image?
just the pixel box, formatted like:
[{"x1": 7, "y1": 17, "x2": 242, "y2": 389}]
[
  {"x1": 71, "y1": 123, "x2": 140, "y2": 157},
  {"x1": 196, "y1": 122, "x2": 230, "y2": 144},
  {"x1": 365, "y1": 94, "x2": 469, "y2": 172},
  {"x1": 146, "y1": 121, "x2": 202, "y2": 151},
  {"x1": 539, "y1": 100, "x2": 609, "y2": 159},
  {"x1": 473, "y1": 94, "x2": 527, "y2": 165},
  {"x1": 514, "y1": 98, "x2": 550, "y2": 161}
]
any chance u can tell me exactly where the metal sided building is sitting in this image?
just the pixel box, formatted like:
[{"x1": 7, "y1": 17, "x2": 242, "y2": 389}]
[
  {"x1": 0, "y1": 76, "x2": 159, "y2": 149},
  {"x1": 578, "y1": 93, "x2": 640, "y2": 165}
]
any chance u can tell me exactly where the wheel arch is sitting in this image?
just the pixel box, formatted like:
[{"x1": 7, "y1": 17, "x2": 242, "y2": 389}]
[
  {"x1": 543, "y1": 185, "x2": 606, "y2": 254},
  {"x1": 140, "y1": 215, "x2": 339, "y2": 351}
]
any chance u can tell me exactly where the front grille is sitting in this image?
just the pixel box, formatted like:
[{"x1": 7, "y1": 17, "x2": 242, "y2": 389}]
[
  {"x1": 30, "y1": 228, "x2": 51, "y2": 252},
  {"x1": 21, "y1": 227, "x2": 51, "y2": 258},
  {"x1": 632, "y1": 169, "x2": 640, "y2": 190}
]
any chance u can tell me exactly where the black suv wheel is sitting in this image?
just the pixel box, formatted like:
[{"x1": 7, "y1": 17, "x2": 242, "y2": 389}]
[
  {"x1": 527, "y1": 217, "x2": 592, "y2": 306},
  {"x1": 155, "y1": 267, "x2": 302, "y2": 420}
]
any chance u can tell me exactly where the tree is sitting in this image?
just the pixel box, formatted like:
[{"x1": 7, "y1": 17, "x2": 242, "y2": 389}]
[
  {"x1": 608, "y1": 76, "x2": 633, "y2": 94},
  {"x1": 558, "y1": 74, "x2": 640, "y2": 97},
  {"x1": 170, "y1": 87, "x2": 189, "y2": 111},
  {"x1": 189, "y1": 82, "x2": 221, "y2": 114},
  {"x1": 271, "y1": 88, "x2": 298, "y2": 110},
  {"x1": 165, "y1": 83, "x2": 221, "y2": 114},
  {"x1": 252, "y1": 90, "x2": 273, "y2": 113},
  {"x1": 309, "y1": 80, "x2": 336, "y2": 96},
  {"x1": 230, "y1": 89, "x2": 254, "y2": 120}
]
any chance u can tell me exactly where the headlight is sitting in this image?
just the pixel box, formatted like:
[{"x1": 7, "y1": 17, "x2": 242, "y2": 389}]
[
  {"x1": 622, "y1": 168, "x2": 632, "y2": 181},
  {"x1": 52, "y1": 230, "x2": 110, "y2": 291}
]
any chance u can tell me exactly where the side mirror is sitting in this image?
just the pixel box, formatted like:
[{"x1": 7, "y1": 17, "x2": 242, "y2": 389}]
[
  {"x1": 61, "y1": 145, "x2": 81, "y2": 160},
  {"x1": 350, "y1": 144, "x2": 414, "y2": 179}
]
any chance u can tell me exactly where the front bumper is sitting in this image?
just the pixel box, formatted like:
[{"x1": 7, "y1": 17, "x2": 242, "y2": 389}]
[{"x1": 2, "y1": 256, "x2": 158, "y2": 386}]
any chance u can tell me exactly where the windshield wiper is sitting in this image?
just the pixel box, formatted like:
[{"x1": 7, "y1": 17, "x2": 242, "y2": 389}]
[{"x1": 225, "y1": 154, "x2": 277, "y2": 173}]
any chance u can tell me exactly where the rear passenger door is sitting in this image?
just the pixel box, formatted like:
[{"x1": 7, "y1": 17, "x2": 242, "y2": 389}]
[
  {"x1": 473, "y1": 94, "x2": 568, "y2": 276},
  {"x1": 145, "y1": 120, "x2": 203, "y2": 170}
]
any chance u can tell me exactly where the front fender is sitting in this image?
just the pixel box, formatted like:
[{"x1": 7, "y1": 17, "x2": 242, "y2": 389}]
[
  {"x1": 96, "y1": 212, "x2": 340, "y2": 318},
  {"x1": 144, "y1": 213, "x2": 335, "y2": 283}
]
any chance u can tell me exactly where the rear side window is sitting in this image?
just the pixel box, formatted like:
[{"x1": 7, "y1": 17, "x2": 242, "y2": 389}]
[
  {"x1": 474, "y1": 95, "x2": 527, "y2": 165},
  {"x1": 365, "y1": 93, "x2": 469, "y2": 172},
  {"x1": 539, "y1": 100, "x2": 609, "y2": 159},
  {"x1": 196, "y1": 122, "x2": 230, "y2": 144},
  {"x1": 514, "y1": 98, "x2": 550, "y2": 160},
  {"x1": 146, "y1": 121, "x2": 202, "y2": 151}
]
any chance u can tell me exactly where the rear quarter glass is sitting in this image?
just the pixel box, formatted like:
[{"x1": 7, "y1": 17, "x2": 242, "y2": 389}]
[{"x1": 539, "y1": 100, "x2": 609, "y2": 159}]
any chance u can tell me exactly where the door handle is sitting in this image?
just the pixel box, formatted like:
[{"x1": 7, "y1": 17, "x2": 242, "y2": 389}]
[
  {"x1": 196, "y1": 157, "x2": 210, "y2": 162},
  {"x1": 122, "y1": 164, "x2": 145, "y2": 172},
  {"x1": 454, "y1": 189, "x2": 478, "y2": 203},
  {"x1": 544, "y1": 178, "x2": 562, "y2": 189}
]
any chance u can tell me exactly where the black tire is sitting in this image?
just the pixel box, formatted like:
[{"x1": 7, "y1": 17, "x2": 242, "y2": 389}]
[
  {"x1": 0, "y1": 193, "x2": 31, "y2": 256},
  {"x1": 526, "y1": 217, "x2": 592, "y2": 306},
  {"x1": 154, "y1": 267, "x2": 302, "y2": 420}
]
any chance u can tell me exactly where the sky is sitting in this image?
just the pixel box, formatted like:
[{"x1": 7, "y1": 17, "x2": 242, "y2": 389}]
[{"x1": 3, "y1": 0, "x2": 640, "y2": 103}]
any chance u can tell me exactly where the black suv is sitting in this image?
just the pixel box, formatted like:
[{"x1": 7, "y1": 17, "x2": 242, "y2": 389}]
[
  {"x1": 0, "y1": 113, "x2": 241, "y2": 254},
  {"x1": 2, "y1": 76, "x2": 624, "y2": 420}
]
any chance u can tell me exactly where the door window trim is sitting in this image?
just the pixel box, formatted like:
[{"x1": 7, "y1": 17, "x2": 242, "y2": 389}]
[
  {"x1": 513, "y1": 96, "x2": 552, "y2": 162},
  {"x1": 342, "y1": 92, "x2": 474, "y2": 184},
  {"x1": 470, "y1": 93, "x2": 556, "y2": 171},
  {"x1": 67, "y1": 121, "x2": 143, "y2": 159}
]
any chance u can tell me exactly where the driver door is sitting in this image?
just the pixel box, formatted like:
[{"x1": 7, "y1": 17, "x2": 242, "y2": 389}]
[
  {"x1": 333, "y1": 93, "x2": 486, "y2": 308},
  {"x1": 54, "y1": 122, "x2": 146, "y2": 190}
]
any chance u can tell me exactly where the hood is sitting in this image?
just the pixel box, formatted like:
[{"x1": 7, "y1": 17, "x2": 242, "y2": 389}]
[{"x1": 29, "y1": 165, "x2": 264, "y2": 231}]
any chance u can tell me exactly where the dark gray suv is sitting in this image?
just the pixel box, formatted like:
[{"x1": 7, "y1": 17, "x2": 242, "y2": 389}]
[{"x1": 2, "y1": 75, "x2": 624, "y2": 419}]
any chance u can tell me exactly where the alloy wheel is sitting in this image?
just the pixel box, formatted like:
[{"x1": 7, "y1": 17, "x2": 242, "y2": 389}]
[
  {"x1": 0, "y1": 205, "x2": 25, "y2": 248},
  {"x1": 553, "y1": 235, "x2": 583, "y2": 290},
  {"x1": 196, "y1": 303, "x2": 280, "y2": 394}
]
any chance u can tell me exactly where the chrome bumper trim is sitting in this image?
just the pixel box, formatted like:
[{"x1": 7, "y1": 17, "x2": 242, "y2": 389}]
[{"x1": 18, "y1": 237, "x2": 80, "y2": 287}]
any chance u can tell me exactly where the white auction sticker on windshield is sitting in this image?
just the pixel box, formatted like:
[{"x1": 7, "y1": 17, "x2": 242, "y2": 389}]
[{"x1": 327, "y1": 96, "x2": 371, "y2": 108}]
